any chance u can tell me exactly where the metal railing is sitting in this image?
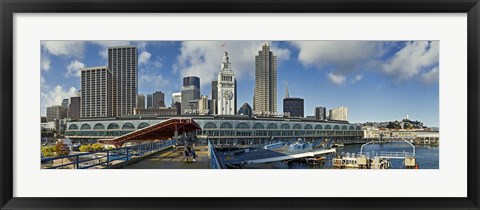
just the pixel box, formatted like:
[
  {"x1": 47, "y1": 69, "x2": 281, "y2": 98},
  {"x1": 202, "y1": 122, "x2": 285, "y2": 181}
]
[
  {"x1": 208, "y1": 140, "x2": 222, "y2": 169},
  {"x1": 379, "y1": 151, "x2": 415, "y2": 158},
  {"x1": 41, "y1": 140, "x2": 176, "y2": 169}
]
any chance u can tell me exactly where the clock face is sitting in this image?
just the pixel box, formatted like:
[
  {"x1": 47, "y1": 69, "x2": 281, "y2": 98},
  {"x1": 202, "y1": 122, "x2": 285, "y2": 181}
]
[{"x1": 223, "y1": 90, "x2": 233, "y2": 100}]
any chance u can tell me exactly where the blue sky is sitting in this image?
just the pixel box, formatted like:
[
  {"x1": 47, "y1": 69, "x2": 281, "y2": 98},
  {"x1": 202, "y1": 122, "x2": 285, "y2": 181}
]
[{"x1": 41, "y1": 41, "x2": 439, "y2": 127}]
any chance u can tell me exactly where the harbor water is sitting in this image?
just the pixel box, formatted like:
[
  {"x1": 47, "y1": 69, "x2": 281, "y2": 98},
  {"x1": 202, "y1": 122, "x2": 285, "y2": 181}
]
[{"x1": 263, "y1": 142, "x2": 439, "y2": 169}]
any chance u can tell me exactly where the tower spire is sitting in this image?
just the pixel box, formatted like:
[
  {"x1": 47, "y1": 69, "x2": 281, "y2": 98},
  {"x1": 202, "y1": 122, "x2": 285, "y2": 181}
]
[{"x1": 285, "y1": 81, "x2": 289, "y2": 99}]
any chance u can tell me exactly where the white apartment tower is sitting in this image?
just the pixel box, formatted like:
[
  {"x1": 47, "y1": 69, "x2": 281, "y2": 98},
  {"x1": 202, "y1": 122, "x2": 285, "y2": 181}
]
[
  {"x1": 217, "y1": 50, "x2": 236, "y2": 115},
  {"x1": 108, "y1": 46, "x2": 138, "y2": 117},
  {"x1": 329, "y1": 106, "x2": 348, "y2": 121},
  {"x1": 80, "y1": 66, "x2": 112, "y2": 118}
]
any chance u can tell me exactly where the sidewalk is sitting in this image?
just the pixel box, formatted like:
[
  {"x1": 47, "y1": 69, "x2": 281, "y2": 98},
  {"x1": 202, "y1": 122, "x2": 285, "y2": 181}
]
[{"x1": 124, "y1": 145, "x2": 210, "y2": 169}]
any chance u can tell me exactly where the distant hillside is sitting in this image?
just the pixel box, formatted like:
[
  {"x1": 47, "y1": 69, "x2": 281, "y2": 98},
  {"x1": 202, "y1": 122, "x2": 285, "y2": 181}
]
[{"x1": 362, "y1": 118, "x2": 426, "y2": 130}]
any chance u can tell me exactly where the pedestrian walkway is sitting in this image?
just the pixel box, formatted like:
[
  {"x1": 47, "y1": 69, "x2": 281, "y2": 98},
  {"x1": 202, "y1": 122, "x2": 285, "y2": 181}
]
[{"x1": 124, "y1": 145, "x2": 210, "y2": 169}]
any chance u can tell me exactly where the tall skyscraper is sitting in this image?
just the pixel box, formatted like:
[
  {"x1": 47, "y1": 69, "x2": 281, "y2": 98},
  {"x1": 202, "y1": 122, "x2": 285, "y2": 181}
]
[
  {"x1": 217, "y1": 51, "x2": 236, "y2": 115},
  {"x1": 211, "y1": 81, "x2": 218, "y2": 114},
  {"x1": 80, "y1": 66, "x2": 112, "y2": 118},
  {"x1": 61, "y1": 98, "x2": 69, "y2": 109},
  {"x1": 283, "y1": 98, "x2": 304, "y2": 117},
  {"x1": 171, "y1": 92, "x2": 181, "y2": 107},
  {"x1": 329, "y1": 106, "x2": 348, "y2": 121},
  {"x1": 147, "y1": 94, "x2": 153, "y2": 109},
  {"x1": 152, "y1": 91, "x2": 165, "y2": 108},
  {"x1": 181, "y1": 76, "x2": 200, "y2": 115},
  {"x1": 46, "y1": 105, "x2": 67, "y2": 122},
  {"x1": 238, "y1": 103, "x2": 253, "y2": 116},
  {"x1": 136, "y1": 94, "x2": 145, "y2": 109},
  {"x1": 315, "y1": 106, "x2": 327, "y2": 121},
  {"x1": 68, "y1": 96, "x2": 81, "y2": 120},
  {"x1": 108, "y1": 46, "x2": 138, "y2": 117},
  {"x1": 198, "y1": 95, "x2": 209, "y2": 115},
  {"x1": 254, "y1": 43, "x2": 277, "y2": 115}
]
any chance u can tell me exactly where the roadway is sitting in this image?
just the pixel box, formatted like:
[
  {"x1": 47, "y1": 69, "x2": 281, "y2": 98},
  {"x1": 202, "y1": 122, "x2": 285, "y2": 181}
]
[{"x1": 124, "y1": 145, "x2": 210, "y2": 169}]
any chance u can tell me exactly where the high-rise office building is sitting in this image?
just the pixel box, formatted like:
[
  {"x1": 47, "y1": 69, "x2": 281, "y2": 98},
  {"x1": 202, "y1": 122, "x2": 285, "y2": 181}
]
[
  {"x1": 68, "y1": 96, "x2": 81, "y2": 120},
  {"x1": 315, "y1": 106, "x2": 327, "y2": 121},
  {"x1": 80, "y1": 66, "x2": 112, "y2": 118},
  {"x1": 238, "y1": 103, "x2": 253, "y2": 116},
  {"x1": 61, "y1": 98, "x2": 69, "y2": 109},
  {"x1": 171, "y1": 92, "x2": 181, "y2": 107},
  {"x1": 136, "y1": 94, "x2": 145, "y2": 109},
  {"x1": 254, "y1": 43, "x2": 277, "y2": 114},
  {"x1": 283, "y1": 98, "x2": 304, "y2": 117},
  {"x1": 181, "y1": 76, "x2": 200, "y2": 115},
  {"x1": 211, "y1": 81, "x2": 218, "y2": 114},
  {"x1": 152, "y1": 91, "x2": 165, "y2": 108},
  {"x1": 174, "y1": 102, "x2": 181, "y2": 115},
  {"x1": 329, "y1": 106, "x2": 348, "y2": 121},
  {"x1": 147, "y1": 94, "x2": 153, "y2": 109},
  {"x1": 108, "y1": 46, "x2": 137, "y2": 117},
  {"x1": 198, "y1": 95, "x2": 209, "y2": 115},
  {"x1": 217, "y1": 51, "x2": 236, "y2": 115},
  {"x1": 46, "y1": 105, "x2": 67, "y2": 122}
]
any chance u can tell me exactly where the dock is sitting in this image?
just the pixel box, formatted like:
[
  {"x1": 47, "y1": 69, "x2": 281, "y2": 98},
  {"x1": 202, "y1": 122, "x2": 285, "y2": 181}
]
[{"x1": 219, "y1": 147, "x2": 336, "y2": 165}]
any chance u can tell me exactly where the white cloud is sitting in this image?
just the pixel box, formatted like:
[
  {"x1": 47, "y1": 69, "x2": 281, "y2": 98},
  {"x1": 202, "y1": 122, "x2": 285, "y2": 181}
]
[
  {"x1": 139, "y1": 74, "x2": 170, "y2": 90},
  {"x1": 139, "y1": 51, "x2": 152, "y2": 65},
  {"x1": 291, "y1": 41, "x2": 439, "y2": 85},
  {"x1": 66, "y1": 60, "x2": 85, "y2": 78},
  {"x1": 40, "y1": 85, "x2": 78, "y2": 116},
  {"x1": 351, "y1": 74, "x2": 363, "y2": 84},
  {"x1": 174, "y1": 41, "x2": 290, "y2": 87},
  {"x1": 421, "y1": 67, "x2": 439, "y2": 85},
  {"x1": 99, "y1": 48, "x2": 108, "y2": 59},
  {"x1": 291, "y1": 41, "x2": 383, "y2": 73},
  {"x1": 41, "y1": 55, "x2": 51, "y2": 71},
  {"x1": 291, "y1": 41, "x2": 384, "y2": 86},
  {"x1": 382, "y1": 41, "x2": 439, "y2": 82},
  {"x1": 327, "y1": 72, "x2": 346, "y2": 85},
  {"x1": 41, "y1": 41, "x2": 85, "y2": 57}
]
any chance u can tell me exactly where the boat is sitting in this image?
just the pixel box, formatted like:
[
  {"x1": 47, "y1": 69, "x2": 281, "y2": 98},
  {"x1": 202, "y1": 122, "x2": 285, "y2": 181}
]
[{"x1": 332, "y1": 143, "x2": 344, "y2": 148}]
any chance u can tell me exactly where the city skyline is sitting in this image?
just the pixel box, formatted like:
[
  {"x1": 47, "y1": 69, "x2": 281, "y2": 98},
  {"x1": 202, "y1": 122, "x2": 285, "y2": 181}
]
[{"x1": 41, "y1": 40, "x2": 439, "y2": 126}]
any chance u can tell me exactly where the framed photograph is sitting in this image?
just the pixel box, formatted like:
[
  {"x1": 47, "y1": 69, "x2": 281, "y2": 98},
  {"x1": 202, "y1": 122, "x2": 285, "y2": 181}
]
[{"x1": 1, "y1": 0, "x2": 479, "y2": 209}]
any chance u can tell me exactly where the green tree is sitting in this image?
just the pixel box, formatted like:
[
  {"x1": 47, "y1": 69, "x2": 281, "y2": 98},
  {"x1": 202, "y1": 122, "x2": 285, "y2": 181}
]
[
  {"x1": 79, "y1": 144, "x2": 93, "y2": 152},
  {"x1": 92, "y1": 143, "x2": 104, "y2": 151},
  {"x1": 41, "y1": 146, "x2": 55, "y2": 157},
  {"x1": 53, "y1": 141, "x2": 69, "y2": 157}
]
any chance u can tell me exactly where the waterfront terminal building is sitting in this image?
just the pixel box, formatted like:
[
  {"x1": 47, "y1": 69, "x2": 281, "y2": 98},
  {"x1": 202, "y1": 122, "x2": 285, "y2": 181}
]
[{"x1": 65, "y1": 115, "x2": 363, "y2": 145}]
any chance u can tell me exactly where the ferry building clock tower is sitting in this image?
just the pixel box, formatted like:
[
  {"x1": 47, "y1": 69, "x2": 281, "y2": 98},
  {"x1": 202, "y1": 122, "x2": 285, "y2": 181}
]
[{"x1": 217, "y1": 50, "x2": 236, "y2": 115}]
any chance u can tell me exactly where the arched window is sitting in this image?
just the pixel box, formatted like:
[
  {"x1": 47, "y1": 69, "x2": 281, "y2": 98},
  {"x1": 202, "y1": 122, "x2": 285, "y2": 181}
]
[
  {"x1": 138, "y1": 122, "x2": 149, "y2": 129},
  {"x1": 341, "y1": 125, "x2": 348, "y2": 130},
  {"x1": 333, "y1": 125, "x2": 340, "y2": 130},
  {"x1": 304, "y1": 124, "x2": 313, "y2": 129},
  {"x1": 68, "y1": 124, "x2": 78, "y2": 130},
  {"x1": 93, "y1": 123, "x2": 105, "y2": 130},
  {"x1": 293, "y1": 124, "x2": 302, "y2": 129},
  {"x1": 253, "y1": 123, "x2": 264, "y2": 129},
  {"x1": 356, "y1": 126, "x2": 362, "y2": 130},
  {"x1": 80, "y1": 124, "x2": 91, "y2": 130},
  {"x1": 220, "y1": 122, "x2": 233, "y2": 129},
  {"x1": 236, "y1": 122, "x2": 250, "y2": 129},
  {"x1": 324, "y1": 125, "x2": 332, "y2": 130},
  {"x1": 204, "y1": 122, "x2": 217, "y2": 129},
  {"x1": 349, "y1": 126, "x2": 355, "y2": 130},
  {"x1": 315, "y1": 124, "x2": 322, "y2": 130},
  {"x1": 122, "y1": 123, "x2": 135, "y2": 130},
  {"x1": 280, "y1": 124, "x2": 290, "y2": 129},
  {"x1": 107, "y1": 123, "x2": 120, "y2": 130},
  {"x1": 267, "y1": 123, "x2": 278, "y2": 129}
]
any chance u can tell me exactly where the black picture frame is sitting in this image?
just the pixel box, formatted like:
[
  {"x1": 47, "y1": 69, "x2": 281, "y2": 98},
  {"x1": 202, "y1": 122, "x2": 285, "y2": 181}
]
[{"x1": 1, "y1": 0, "x2": 479, "y2": 209}]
